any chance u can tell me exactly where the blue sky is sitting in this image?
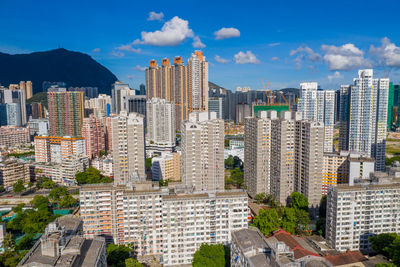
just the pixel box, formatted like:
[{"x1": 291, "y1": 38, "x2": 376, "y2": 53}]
[{"x1": 1, "y1": 0, "x2": 400, "y2": 91}]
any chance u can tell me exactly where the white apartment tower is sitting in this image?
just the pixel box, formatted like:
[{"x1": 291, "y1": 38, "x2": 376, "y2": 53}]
[
  {"x1": 340, "y1": 69, "x2": 389, "y2": 171},
  {"x1": 188, "y1": 51, "x2": 208, "y2": 112},
  {"x1": 244, "y1": 111, "x2": 273, "y2": 198},
  {"x1": 181, "y1": 112, "x2": 224, "y2": 191},
  {"x1": 111, "y1": 112, "x2": 146, "y2": 183},
  {"x1": 146, "y1": 98, "x2": 176, "y2": 148},
  {"x1": 298, "y1": 82, "x2": 335, "y2": 152},
  {"x1": 111, "y1": 81, "x2": 135, "y2": 114}
]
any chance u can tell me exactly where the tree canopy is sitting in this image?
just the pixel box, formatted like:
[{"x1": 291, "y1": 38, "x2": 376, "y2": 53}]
[
  {"x1": 106, "y1": 244, "x2": 133, "y2": 267},
  {"x1": 369, "y1": 233, "x2": 400, "y2": 261},
  {"x1": 252, "y1": 209, "x2": 280, "y2": 236},
  {"x1": 75, "y1": 167, "x2": 112, "y2": 185},
  {"x1": 288, "y1": 192, "x2": 309, "y2": 211},
  {"x1": 13, "y1": 179, "x2": 25, "y2": 193},
  {"x1": 192, "y1": 244, "x2": 226, "y2": 267}
]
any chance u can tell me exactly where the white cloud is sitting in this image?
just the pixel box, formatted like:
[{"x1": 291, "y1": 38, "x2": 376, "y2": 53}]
[
  {"x1": 115, "y1": 43, "x2": 141, "y2": 53},
  {"x1": 271, "y1": 56, "x2": 279, "y2": 61},
  {"x1": 328, "y1": 71, "x2": 343, "y2": 81},
  {"x1": 269, "y1": 42, "x2": 280, "y2": 47},
  {"x1": 135, "y1": 16, "x2": 194, "y2": 46},
  {"x1": 214, "y1": 27, "x2": 240, "y2": 40},
  {"x1": 369, "y1": 37, "x2": 400, "y2": 67},
  {"x1": 234, "y1": 51, "x2": 260, "y2": 64},
  {"x1": 192, "y1": 36, "x2": 206, "y2": 48},
  {"x1": 215, "y1": 55, "x2": 230, "y2": 64},
  {"x1": 92, "y1": 48, "x2": 101, "y2": 53},
  {"x1": 134, "y1": 65, "x2": 146, "y2": 71},
  {"x1": 110, "y1": 51, "x2": 125, "y2": 58},
  {"x1": 148, "y1": 11, "x2": 164, "y2": 21},
  {"x1": 290, "y1": 45, "x2": 321, "y2": 69},
  {"x1": 321, "y1": 43, "x2": 371, "y2": 71}
]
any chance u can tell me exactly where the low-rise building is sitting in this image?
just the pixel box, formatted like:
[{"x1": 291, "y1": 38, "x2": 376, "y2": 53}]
[
  {"x1": 151, "y1": 152, "x2": 181, "y2": 181},
  {"x1": 90, "y1": 156, "x2": 113, "y2": 177},
  {"x1": 34, "y1": 136, "x2": 86, "y2": 164},
  {"x1": 0, "y1": 159, "x2": 30, "y2": 189},
  {"x1": 80, "y1": 182, "x2": 248, "y2": 266},
  {"x1": 18, "y1": 215, "x2": 106, "y2": 267},
  {"x1": 0, "y1": 126, "x2": 30, "y2": 147}
]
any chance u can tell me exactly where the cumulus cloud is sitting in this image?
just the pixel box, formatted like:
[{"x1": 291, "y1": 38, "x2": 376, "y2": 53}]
[
  {"x1": 115, "y1": 43, "x2": 141, "y2": 53},
  {"x1": 192, "y1": 36, "x2": 206, "y2": 48},
  {"x1": 135, "y1": 16, "x2": 194, "y2": 46},
  {"x1": 269, "y1": 42, "x2": 280, "y2": 47},
  {"x1": 92, "y1": 48, "x2": 101, "y2": 53},
  {"x1": 134, "y1": 65, "x2": 146, "y2": 71},
  {"x1": 271, "y1": 57, "x2": 279, "y2": 61},
  {"x1": 214, "y1": 27, "x2": 240, "y2": 40},
  {"x1": 148, "y1": 11, "x2": 164, "y2": 21},
  {"x1": 369, "y1": 37, "x2": 400, "y2": 67},
  {"x1": 215, "y1": 55, "x2": 230, "y2": 64},
  {"x1": 328, "y1": 71, "x2": 343, "y2": 81},
  {"x1": 321, "y1": 43, "x2": 371, "y2": 71},
  {"x1": 290, "y1": 45, "x2": 321, "y2": 69},
  {"x1": 234, "y1": 51, "x2": 260, "y2": 64},
  {"x1": 110, "y1": 51, "x2": 125, "y2": 58}
]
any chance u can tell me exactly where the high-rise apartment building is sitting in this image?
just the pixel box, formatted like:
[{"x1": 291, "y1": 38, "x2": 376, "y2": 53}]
[
  {"x1": 244, "y1": 111, "x2": 273, "y2": 198},
  {"x1": 298, "y1": 82, "x2": 335, "y2": 152},
  {"x1": 47, "y1": 91, "x2": 84, "y2": 137},
  {"x1": 0, "y1": 103, "x2": 20, "y2": 126},
  {"x1": 145, "y1": 60, "x2": 159, "y2": 100},
  {"x1": 80, "y1": 182, "x2": 248, "y2": 266},
  {"x1": 146, "y1": 98, "x2": 175, "y2": 148},
  {"x1": 34, "y1": 136, "x2": 86, "y2": 164},
  {"x1": 188, "y1": 51, "x2": 208, "y2": 112},
  {"x1": 339, "y1": 69, "x2": 389, "y2": 171},
  {"x1": 171, "y1": 56, "x2": 188, "y2": 130},
  {"x1": 294, "y1": 120, "x2": 324, "y2": 214},
  {"x1": 111, "y1": 81, "x2": 135, "y2": 114},
  {"x1": 270, "y1": 111, "x2": 301, "y2": 205},
  {"x1": 82, "y1": 114, "x2": 106, "y2": 159},
  {"x1": 326, "y1": 168, "x2": 400, "y2": 252},
  {"x1": 0, "y1": 159, "x2": 30, "y2": 189},
  {"x1": 111, "y1": 112, "x2": 145, "y2": 183},
  {"x1": 0, "y1": 87, "x2": 26, "y2": 126},
  {"x1": 181, "y1": 112, "x2": 224, "y2": 191},
  {"x1": 208, "y1": 97, "x2": 224, "y2": 119},
  {"x1": 125, "y1": 95, "x2": 147, "y2": 116},
  {"x1": 151, "y1": 152, "x2": 181, "y2": 181},
  {"x1": 85, "y1": 94, "x2": 112, "y2": 118}
]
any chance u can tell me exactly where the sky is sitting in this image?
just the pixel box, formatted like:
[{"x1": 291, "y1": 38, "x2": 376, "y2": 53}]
[{"x1": 1, "y1": 0, "x2": 400, "y2": 91}]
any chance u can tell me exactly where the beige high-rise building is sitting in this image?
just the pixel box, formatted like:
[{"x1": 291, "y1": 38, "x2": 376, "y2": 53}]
[
  {"x1": 160, "y1": 58, "x2": 172, "y2": 101},
  {"x1": 152, "y1": 152, "x2": 181, "y2": 181},
  {"x1": 244, "y1": 111, "x2": 273, "y2": 198},
  {"x1": 181, "y1": 112, "x2": 224, "y2": 191},
  {"x1": 294, "y1": 120, "x2": 324, "y2": 214},
  {"x1": 26, "y1": 81, "x2": 33, "y2": 99},
  {"x1": 145, "y1": 60, "x2": 159, "y2": 100},
  {"x1": 270, "y1": 111, "x2": 302, "y2": 205},
  {"x1": 111, "y1": 112, "x2": 145, "y2": 184},
  {"x1": 171, "y1": 56, "x2": 188, "y2": 130}
]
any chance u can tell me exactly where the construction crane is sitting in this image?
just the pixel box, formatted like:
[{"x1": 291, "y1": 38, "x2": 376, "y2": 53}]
[{"x1": 260, "y1": 78, "x2": 291, "y2": 110}]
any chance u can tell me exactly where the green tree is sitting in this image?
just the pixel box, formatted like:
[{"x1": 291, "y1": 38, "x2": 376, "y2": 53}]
[
  {"x1": 295, "y1": 209, "x2": 310, "y2": 233},
  {"x1": 386, "y1": 237, "x2": 400, "y2": 266},
  {"x1": 375, "y1": 263, "x2": 397, "y2": 267},
  {"x1": 30, "y1": 195, "x2": 50, "y2": 210},
  {"x1": 42, "y1": 179, "x2": 56, "y2": 189},
  {"x1": 281, "y1": 208, "x2": 296, "y2": 234},
  {"x1": 16, "y1": 234, "x2": 35, "y2": 251},
  {"x1": 13, "y1": 179, "x2": 25, "y2": 193},
  {"x1": 192, "y1": 244, "x2": 226, "y2": 267},
  {"x1": 125, "y1": 258, "x2": 143, "y2": 267},
  {"x1": 255, "y1": 193, "x2": 266, "y2": 204},
  {"x1": 59, "y1": 195, "x2": 77, "y2": 208},
  {"x1": 49, "y1": 187, "x2": 69, "y2": 203},
  {"x1": 224, "y1": 155, "x2": 234, "y2": 169},
  {"x1": 75, "y1": 167, "x2": 112, "y2": 185},
  {"x1": 224, "y1": 139, "x2": 230, "y2": 148},
  {"x1": 316, "y1": 195, "x2": 327, "y2": 237},
  {"x1": 230, "y1": 168, "x2": 244, "y2": 188},
  {"x1": 289, "y1": 192, "x2": 309, "y2": 211},
  {"x1": 106, "y1": 244, "x2": 132, "y2": 267},
  {"x1": 99, "y1": 150, "x2": 108, "y2": 157},
  {"x1": 252, "y1": 209, "x2": 280, "y2": 236},
  {"x1": 2, "y1": 233, "x2": 15, "y2": 251},
  {"x1": 0, "y1": 185, "x2": 5, "y2": 192},
  {"x1": 369, "y1": 233, "x2": 398, "y2": 258}
]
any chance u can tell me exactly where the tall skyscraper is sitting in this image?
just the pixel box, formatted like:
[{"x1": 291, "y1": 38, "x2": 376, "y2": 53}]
[
  {"x1": 47, "y1": 91, "x2": 84, "y2": 137},
  {"x1": 145, "y1": 60, "x2": 158, "y2": 99},
  {"x1": 26, "y1": 81, "x2": 33, "y2": 99},
  {"x1": 171, "y1": 56, "x2": 188, "y2": 130},
  {"x1": 82, "y1": 114, "x2": 106, "y2": 159},
  {"x1": 244, "y1": 111, "x2": 273, "y2": 198},
  {"x1": 294, "y1": 120, "x2": 324, "y2": 214},
  {"x1": 339, "y1": 69, "x2": 389, "y2": 171},
  {"x1": 181, "y1": 112, "x2": 224, "y2": 191},
  {"x1": 208, "y1": 97, "x2": 224, "y2": 119},
  {"x1": 0, "y1": 87, "x2": 26, "y2": 126},
  {"x1": 139, "y1": 83, "x2": 146, "y2": 95},
  {"x1": 146, "y1": 98, "x2": 175, "y2": 148},
  {"x1": 0, "y1": 103, "x2": 20, "y2": 126},
  {"x1": 188, "y1": 51, "x2": 208, "y2": 112},
  {"x1": 111, "y1": 112, "x2": 145, "y2": 184},
  {"x1": 298, "y1": 82, "x2": 335, "y2": 152}
]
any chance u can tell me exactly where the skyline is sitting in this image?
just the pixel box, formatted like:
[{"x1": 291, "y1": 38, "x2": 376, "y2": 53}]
[{"x1": 1, "y1": 0, "x2": 400, "y2": 91}]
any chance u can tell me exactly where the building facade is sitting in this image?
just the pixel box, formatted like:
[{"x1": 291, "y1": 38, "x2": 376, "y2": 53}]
[
  {"x1": 181, "y1": 112, "x2": 224, "y2": 191},
  {"x1": 82, "y1": 114, "x2": 106, "y2": 159},
  {"x1": 0, "y1": 126, "x2": 30, "y2": 147}
]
